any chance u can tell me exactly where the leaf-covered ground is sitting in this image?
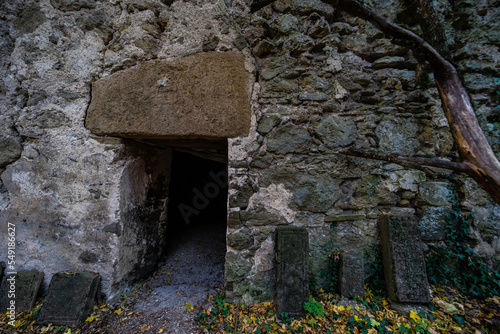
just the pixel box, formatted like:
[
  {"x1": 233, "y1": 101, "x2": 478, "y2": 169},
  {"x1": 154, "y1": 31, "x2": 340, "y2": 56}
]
[
  {"x1": 195, "y1": 286, "x2": 500, "y2": 334},
  {"x1": 1, "y1": 285, "x2": 499, "y2": 333}
]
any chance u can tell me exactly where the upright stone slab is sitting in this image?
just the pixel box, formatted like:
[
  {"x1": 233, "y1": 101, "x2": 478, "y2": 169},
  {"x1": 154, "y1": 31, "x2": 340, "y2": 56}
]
[
  {"x1": 37, "y1": 272, "x2": 100, "y2": 325},
  {"x1": 379, "y1": 214, "x2": 431, "y2": 304},
  {"x1": 0, "y1": 270, "x2": 44, "y2": 312},
  {"x1": 86, "y1": 52, "x2": 251, "y2": 139},
  {"x1": 339, "y1": 253, "x2": 364, "y2": 299},
  {"x1": 275, "y1": 226, "x2": 308, "y2": 318}
]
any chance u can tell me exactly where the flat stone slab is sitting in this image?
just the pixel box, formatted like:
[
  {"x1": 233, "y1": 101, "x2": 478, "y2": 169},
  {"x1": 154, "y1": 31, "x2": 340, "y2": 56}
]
[
  {"x1": 37, "y1": 272, "x2": 100, "y2": 326},
  {"x1": 379, "y1": 214, "x2": 431, "y2": 304},
  {"x1": 325, "y1": 214, "x2": 365, "y2": 222},
  {"x1": 0, "y1": 270, "x2": 44, "y2": 312},
  {"x1": 86, "y1": 52, "x2": 251, "y2": 140},
  {"x1": 275, "y1": 226, "x2": 308, "y2": 318},
  {"x1": 339, "y1": 253, "x2": 364, "y2": 299}
]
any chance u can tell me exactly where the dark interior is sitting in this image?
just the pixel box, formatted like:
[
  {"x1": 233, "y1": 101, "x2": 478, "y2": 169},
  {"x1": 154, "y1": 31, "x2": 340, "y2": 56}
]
[{"x1": 166, "y1": 149, "x2": 228, "y2": 233}]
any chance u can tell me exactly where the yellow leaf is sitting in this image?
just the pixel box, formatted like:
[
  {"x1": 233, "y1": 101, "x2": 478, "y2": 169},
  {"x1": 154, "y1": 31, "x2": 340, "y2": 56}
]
[
  {"x1": 64, "y1": 329, "x2": 72, "y2": 334},
  {"x1": 409, "y1": 310, "x2": 421, "y2": 322},
  {"x1": 85, "y1": 316, "x2": 95, "y2": 322},
  {"x1": 188, "y1": 306, "x2": 194, "y2": 312},
  {"x1": 12, "y1": 320, "x2": 22, "y2": 328},
  {"x1": 114, "y1": 308, "x2": 123, "y2": 315},
  {"x1": 177, "y1": 291, "x2": 182, "y2": 296},
  {"x1": 184, "y1": 302, "x2": 191, "y2": 307},
  {"x1": 158, "y1": 329, "x2": 164, "y2": 333}
]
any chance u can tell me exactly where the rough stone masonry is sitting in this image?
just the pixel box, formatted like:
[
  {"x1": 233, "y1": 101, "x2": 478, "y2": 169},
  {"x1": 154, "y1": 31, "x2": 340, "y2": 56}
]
[{"x1": 0, "y1": 0, "x2": 499, "y2": 304}]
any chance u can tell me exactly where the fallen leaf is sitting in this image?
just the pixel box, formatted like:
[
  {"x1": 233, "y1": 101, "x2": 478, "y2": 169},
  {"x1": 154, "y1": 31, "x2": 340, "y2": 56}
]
[
  {"x1": 435, "y1": 299, "x2": 461, "y2": 315},
  {"x1": 409, "y1": 310, "x2": 421, "y2": 322}
]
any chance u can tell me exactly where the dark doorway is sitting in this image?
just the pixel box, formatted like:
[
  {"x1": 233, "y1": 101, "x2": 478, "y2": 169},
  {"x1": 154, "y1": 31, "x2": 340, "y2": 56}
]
[
  {"x1": 146, "y1": 150, "x2": 228, "y2": 309},
  {"x1": 166, "y1": 150, "x2": 228, "y2": 233}
]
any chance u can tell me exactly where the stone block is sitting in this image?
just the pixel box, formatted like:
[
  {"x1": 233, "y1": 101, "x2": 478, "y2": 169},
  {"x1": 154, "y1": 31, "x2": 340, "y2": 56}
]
[
  {"x1": 339, "y1": 253, "x2": 364, "y2": 299},
  {"x1": 275, "y1": 226, "x2": 308, "y2": 318},
  {"x1": 0, "y1": 136, "x2": 23, "y2": 167},
  {"x1": 379, "y1": 214, "x2": 431, "y2": 304},
  {"x1": 417, "y1": 182, "x2": 451, "y2": 207},
  {"x1": 0, "y1": 270, "x2": 44, "y2": 312},
  {"x1": 227, "y1": 228, "x2": 253, "y2": 251},
  {"x1": 325, "y1": 214, "x2": 365, "y2": 222},
  {"x1": 86, "y1": 52, "x2": 250, "y2": 140},
  {"x1": 417, "y1": 207, "x2": 449, "y2": 241},
  {"x1": 37, "y1": 272, "x2": 100, "y2": 326}
]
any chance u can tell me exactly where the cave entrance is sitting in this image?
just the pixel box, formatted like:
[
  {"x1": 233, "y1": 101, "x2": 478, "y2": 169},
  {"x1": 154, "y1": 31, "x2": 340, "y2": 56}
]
[{"x1": 162, "y1": 149, "x2": 228, "y2": 292}]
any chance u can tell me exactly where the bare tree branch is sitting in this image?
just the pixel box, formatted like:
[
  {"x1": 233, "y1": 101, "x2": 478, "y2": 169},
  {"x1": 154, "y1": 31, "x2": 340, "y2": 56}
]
[{"x1": 340, "y1": 148, "x2": 473, "y2": 175}]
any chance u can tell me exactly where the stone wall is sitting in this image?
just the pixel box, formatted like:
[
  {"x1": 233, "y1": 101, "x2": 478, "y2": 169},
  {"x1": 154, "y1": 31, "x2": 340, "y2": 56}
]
[{"x1": 0, "y1": 0, "x2": 498, "y2": 304}]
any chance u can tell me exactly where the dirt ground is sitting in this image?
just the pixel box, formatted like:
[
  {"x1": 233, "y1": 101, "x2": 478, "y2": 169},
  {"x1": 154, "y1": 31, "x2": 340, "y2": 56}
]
[{"x1": 78, "y1": 223, "x2": 227, "y2": 334}]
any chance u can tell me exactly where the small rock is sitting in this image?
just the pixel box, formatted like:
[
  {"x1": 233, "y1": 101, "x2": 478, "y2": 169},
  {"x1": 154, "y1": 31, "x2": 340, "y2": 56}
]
[
  {"x1": 307, "y1": 15, "x2": 330, "y2": 38},
  {"x1": 227, "y1": 229, "x2": 253, "y2": 251},
  {"x1": 257, "y1": 115, "x2": 281, "y2": 135},
  {"x1": 372, "y1": 56, "x2": 407, "y2": 69},
  {"x1": 0, "y1": 137, "x2": 22, "y2": 167},
  {"x1": 416, "y1": 182, "x2": 451, "y2": 207},
  {"x1": 202, "y1": 36, "x2": 220, "y2": 52},
  {"x1": 13, "y1": 3, "x2": 45, "y2": 35},
  {"x1": 267, "y1": 123, "x2": 312, "y2": 154},
  {"x1": 298, "y1": 92, "x2": 329, "y2": 101}
]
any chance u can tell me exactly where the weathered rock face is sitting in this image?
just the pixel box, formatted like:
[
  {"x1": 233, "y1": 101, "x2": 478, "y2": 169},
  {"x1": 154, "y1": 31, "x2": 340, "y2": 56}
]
[
  {"x1": 86, "y1": 52, "x2": 251, "y2": 139},
  {"x1": 0, "y1": 0, "x2": 499, "y2": 305}
]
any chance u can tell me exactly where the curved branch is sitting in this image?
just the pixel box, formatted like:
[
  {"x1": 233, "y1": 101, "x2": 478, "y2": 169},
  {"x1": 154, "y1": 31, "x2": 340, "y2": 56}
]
[{"x1": 340, "y1": 148, "x2": 473, "y2": 176}]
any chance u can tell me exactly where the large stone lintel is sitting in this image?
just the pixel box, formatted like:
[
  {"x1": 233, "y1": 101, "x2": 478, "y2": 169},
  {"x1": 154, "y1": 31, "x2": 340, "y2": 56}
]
[{"x1": 85, "y1": 52, "x2": 251, "y2": 140}]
